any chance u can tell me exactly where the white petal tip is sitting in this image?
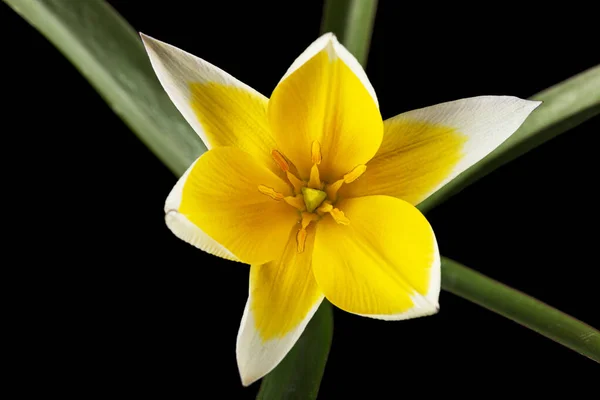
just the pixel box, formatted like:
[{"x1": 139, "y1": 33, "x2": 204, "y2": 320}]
[
  {"x1": 139, "y1": 32, "x2": 163, "y2": 52},
  {"x1": 236, "y1": 353, "x2": 266, "y2": 387},
  {"x1": 239, "y1": 371, "x2": 260, "y2": 387}
]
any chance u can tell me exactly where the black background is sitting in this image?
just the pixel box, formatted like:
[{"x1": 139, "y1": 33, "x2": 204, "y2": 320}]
[{"x1": 3, "y1": 0, "x2": 599, "y2": 397}]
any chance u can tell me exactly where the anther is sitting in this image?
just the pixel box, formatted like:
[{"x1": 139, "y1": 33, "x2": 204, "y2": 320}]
[
  {"x1": 258, "y1": 185, "x2": 284, "y2": 200},
  {"x1": 311, "y1": 141, "x2": 322, "y2": 165},
  {"x1": 330, "y1": 208, "x2": 350, "y2": 225},
  {"x1": 271, "y1": 150, "x2": 289, "y2": 171},
  {"x1": 344, "y1": 165, "x2": 367, "y2": 183}
]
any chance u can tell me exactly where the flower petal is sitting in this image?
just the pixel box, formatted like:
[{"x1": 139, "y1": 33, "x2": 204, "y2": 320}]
[
  {"x1": 165, "y1": 158, "x2": 239, "y2": 262},
  {"x1": 237, "y1": 225, "x2": 323, "y2": 386},
  {"x1": 141, "y1": 34, "x2": 281, "y2": 176},
  {"x1": 268, "y1": 33, "x2": 383, "y2": 182},
  {"x1": 165, "y1": 147, "x2": 298, "y2": 265},
  {"x1": 312, "y1": 196, "x2": 440, "y2": 319},
  {"x1": 340, "y1": 96, "x2": 541, "y2": 205}
]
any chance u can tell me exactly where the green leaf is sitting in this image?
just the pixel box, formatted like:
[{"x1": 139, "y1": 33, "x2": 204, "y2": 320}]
[
  {"x1": 256, "y1": 300, "x2": 334, "y2": 400},
  {"x1": 3, "y1": 0, "x2": 206, "y2": 176},
  {"x1": 418, "y1": 65, "x2": 600, "y2": 214},
  {"x1": 442, "y1": 257, "x2": 600, "y2": 362},
  {"x1": 320, "y1": 0, "x2": 378, "y2": 67}
]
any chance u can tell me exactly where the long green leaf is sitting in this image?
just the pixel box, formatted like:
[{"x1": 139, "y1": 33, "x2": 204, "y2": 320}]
[
  {"x1": 442, "y1": 257, "x2": 600, "y2": 362},
  {"x1": 3, "y1": 0, "x2": 206, "y2": 176},
  {"x1": 320, "y1": 0, "x2": 378, "y2": 67},
  {"x1": 256, "y1": 300, "x2": 334, "y2": 400},
  {"x1": 418, "y1": 65, "x2": 600, "y2": 214}
]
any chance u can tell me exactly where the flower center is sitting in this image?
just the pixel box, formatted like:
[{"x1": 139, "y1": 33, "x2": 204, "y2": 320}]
[
  {"x1": 258, "y1": 141, "x2": 366, "y2": 253},
  {"x1": 301, "y1": 187, "x2": 327, "y2": 213}
]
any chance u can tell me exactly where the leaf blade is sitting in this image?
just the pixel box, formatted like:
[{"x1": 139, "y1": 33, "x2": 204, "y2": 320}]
[
  {"x1": 442, "y1": 257, "x2": 600, "y2": 362},
  {"x1": 3, "y1": 0, "x2": 206, "y2": 176}
]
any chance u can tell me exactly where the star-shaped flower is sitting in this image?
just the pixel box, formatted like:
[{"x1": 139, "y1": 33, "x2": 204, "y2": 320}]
[{"x1": 142, "y1": 32, "x2": 540, "y2": 385}]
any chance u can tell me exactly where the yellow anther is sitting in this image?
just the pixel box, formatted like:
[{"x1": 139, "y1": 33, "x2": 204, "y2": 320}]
[
  {"x1": 286, "y1": 171, "x2": 305, "y2": 194},
  {"x1": 316, "y1": 201, "x2": 333, "y2": 214},
  {"x1": 308, "y1": 164, "x2": 322, "y2": 189},
  {"x1": 296, "y1": 228, "x2": 307, "y2": 253},
  {"x1": 271, "y1": 150, "x2": 289, "y2": 171},
  {"x1": 311, "y1": 141, "x2": 322, "y2": 165},
  {"x1": 258, "y1": 185, "x2": 284, "y2": 200},
  {"x1": 325, "y1": 179, "x2": 344, "y2": 202},
  {"x1": 344, "y1": 164, "x2": 367, "y2": 183},
  {"x1": 284, "y1": 194, "x2": 306, "y2": 211},
  {"x1": 330, "y1": 208, "x2": 350, "y2": 225}
]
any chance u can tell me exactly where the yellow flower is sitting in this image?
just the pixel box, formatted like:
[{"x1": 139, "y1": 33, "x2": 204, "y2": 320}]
[{"x1": 141, "y1": 32, "x2": 540, "y2": 385}]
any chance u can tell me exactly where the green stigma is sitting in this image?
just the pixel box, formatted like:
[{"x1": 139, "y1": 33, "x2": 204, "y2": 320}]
[{"x1": 301, "y1": 187, "x2": 327, "y2": 213}]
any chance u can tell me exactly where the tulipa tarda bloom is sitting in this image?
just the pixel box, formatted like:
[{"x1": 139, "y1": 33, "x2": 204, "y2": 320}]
[{"x1": 141, "y1": 32, "x2": 540, "y2": 385}]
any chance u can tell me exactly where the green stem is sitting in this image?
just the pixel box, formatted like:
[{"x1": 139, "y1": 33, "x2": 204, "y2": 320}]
[
  {"x1": 321, "y1": 0, "x2": 378, "y2": 67},
  {"x1": 418, "y1": 65, "x2": 600, "y2": 214},
  {"x1": 442, "y1": 257, "x2": 600, "y2": 362}
]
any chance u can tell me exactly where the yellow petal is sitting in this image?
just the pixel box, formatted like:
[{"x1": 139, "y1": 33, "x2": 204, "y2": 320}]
[
  {"x1": 340, "y1": 96, "x2": 541, "y2": 205},
  {"x1": 268, "y1": 33, "x2": 383, "y2": 182},
  {"x1": 312, "y1": 196, "x2": 440, "y2": 319},
  {"x1": 166, "y1": 147, "x2": 298, "y2": 265},
  {"x1": 237, "y1": 225, "x2": 323, "y2": 386},
  {"x1": 141, "y1": 34, "x2": 282, "y2": 177},
  {"x1": 165, "y1": 158, "x2": 239, "y2": 262}
]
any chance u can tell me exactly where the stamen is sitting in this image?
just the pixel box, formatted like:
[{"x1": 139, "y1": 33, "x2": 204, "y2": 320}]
[
  {"x1": 271, "y1": 150, "x2": 289, "y2": 171},
  {"x1": 344, "y1": 164, "x2": 367, "y2": 183},
  {"x1": 316, "y1": 201, "x2": 333, "y2": 214},
  {"x1": 284, "y1": 194, "x2": 306, "y2": 211},
  {"x1": 330, "y1": 208, "x2": 350, "y2": 225},
  {"x1": 286, "y1": 171, "x2": 305, "y2": 194},
  {"x1": 296, "y1": 212, "x2": 319, "y2": 253},
  {"x1": 308, "y1": 164, "x2": 322, "y2": 189},
  {"x1": 325, "y1": 179, "x2": 344, "y2": 202},
  {"x1": 311, "y1": 141, "x2": 322, "y2": 165},
  {"x1": 258, "y1": 185, "x2": 284, "y2": 200}
]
